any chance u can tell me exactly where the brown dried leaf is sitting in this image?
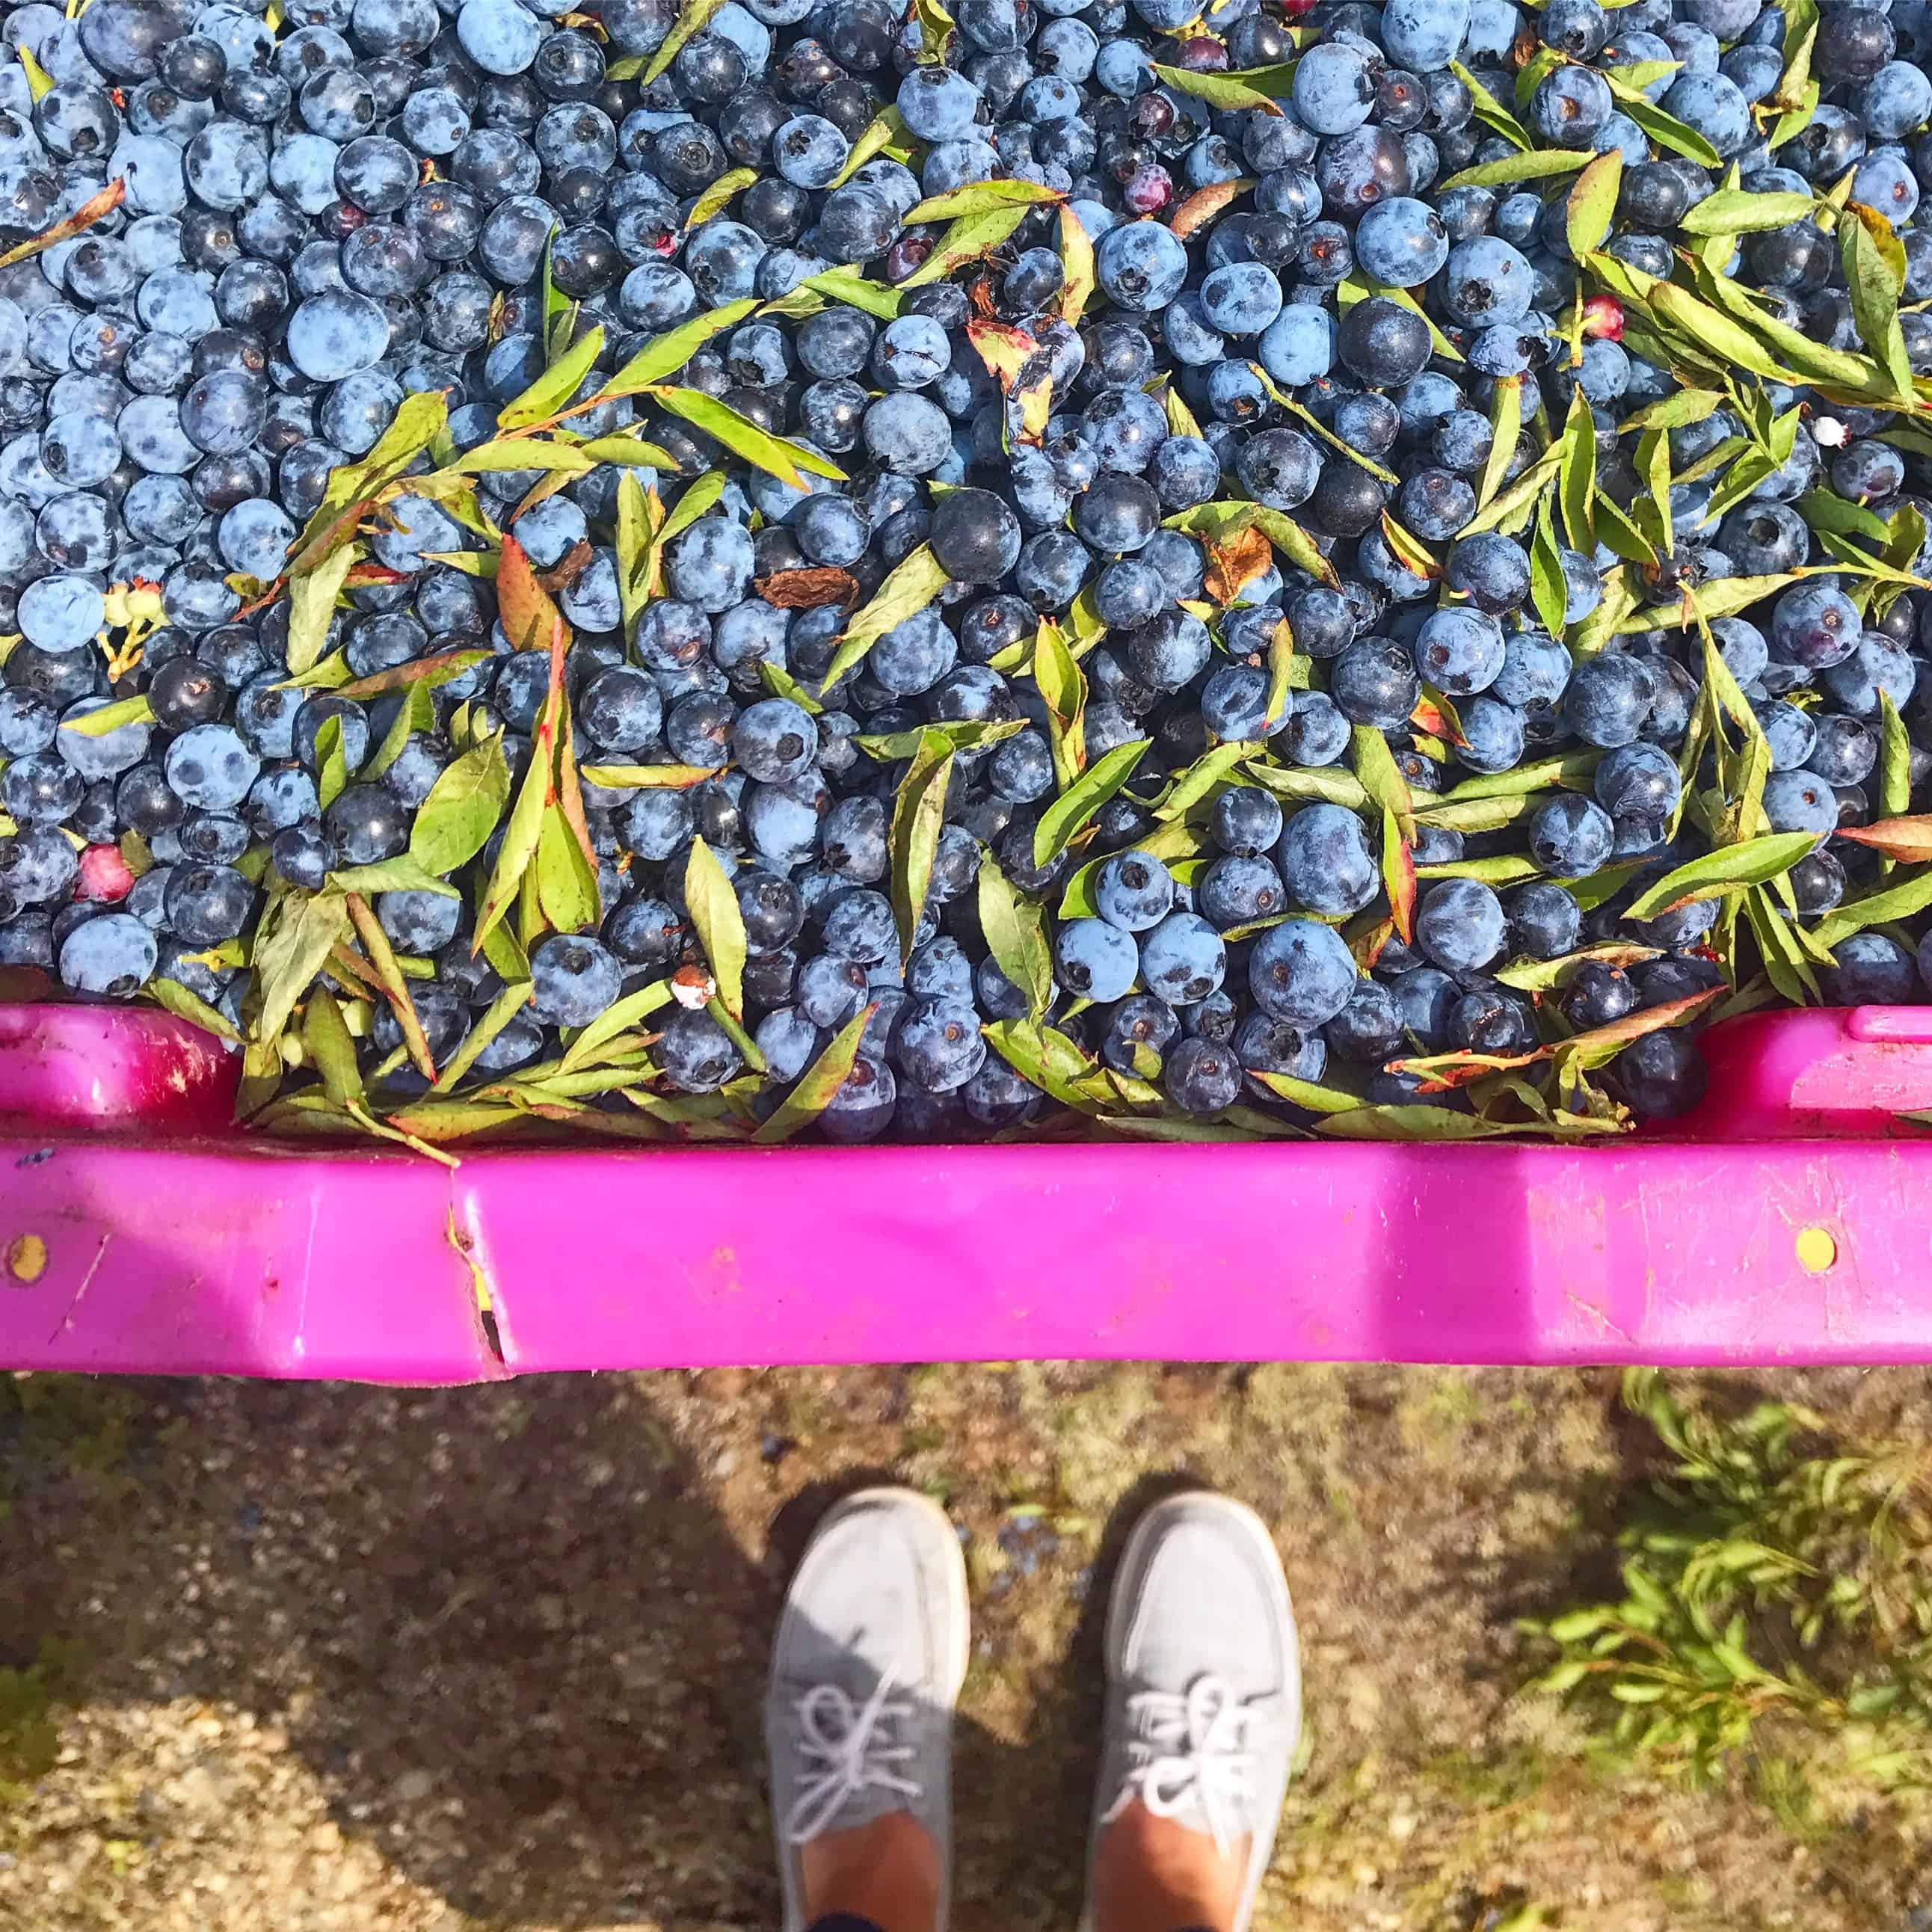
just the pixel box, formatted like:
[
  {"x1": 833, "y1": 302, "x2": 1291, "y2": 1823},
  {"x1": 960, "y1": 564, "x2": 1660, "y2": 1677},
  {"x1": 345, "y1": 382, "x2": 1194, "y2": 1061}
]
[
  {"x1": 965, "y1": 319, "x2": 1039, "y2": 390},
  {"x1": 535, "y1": 538, "x2": 594, "y2": 593},
  {"x1": 1203, "y1": 524, "x2": 1274, "y2": 603},
  {"x1": 0, "y1": 175, "x2": 126, "y2": 269},
  {"x1": 754, "y1": 567, "x2": 861, "y2": 609},
  {"x1": 1169, "y1": 176, "x2": 1255, "y2": 242}
]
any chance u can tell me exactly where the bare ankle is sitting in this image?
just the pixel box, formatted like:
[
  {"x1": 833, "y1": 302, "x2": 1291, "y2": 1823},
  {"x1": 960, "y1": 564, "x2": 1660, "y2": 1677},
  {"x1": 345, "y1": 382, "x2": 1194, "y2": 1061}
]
[
  {"x1": 1092, "y1": 1798, "x2": 1246, "y2": 1932},
  {"x1": 799, "y1": 1811, "x2": 941, "y2": 1932}
]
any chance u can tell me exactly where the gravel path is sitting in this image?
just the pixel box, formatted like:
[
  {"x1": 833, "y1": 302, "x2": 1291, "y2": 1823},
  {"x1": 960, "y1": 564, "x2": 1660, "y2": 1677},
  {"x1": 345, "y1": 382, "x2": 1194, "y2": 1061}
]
[{"x1": 2, "y1": 1365, "x2": 1928, "y2": 1932}]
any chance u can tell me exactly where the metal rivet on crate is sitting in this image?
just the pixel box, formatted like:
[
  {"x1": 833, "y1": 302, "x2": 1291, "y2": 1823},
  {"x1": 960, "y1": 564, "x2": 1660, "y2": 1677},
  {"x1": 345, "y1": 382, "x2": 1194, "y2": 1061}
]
[
  {"x1": 1795, "y1": 1228, "x2": 1837, "y2": 1276},
  {"x1": 6, "y1": 1234, "x2": 47, "y2": 1282}
]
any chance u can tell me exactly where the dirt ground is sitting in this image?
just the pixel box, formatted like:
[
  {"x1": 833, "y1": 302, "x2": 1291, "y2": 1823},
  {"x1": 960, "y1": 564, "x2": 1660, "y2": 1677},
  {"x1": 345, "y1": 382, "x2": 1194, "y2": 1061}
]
[{"x1": 1, "y1": 1363, "x2": 1930, "y2": 1932}]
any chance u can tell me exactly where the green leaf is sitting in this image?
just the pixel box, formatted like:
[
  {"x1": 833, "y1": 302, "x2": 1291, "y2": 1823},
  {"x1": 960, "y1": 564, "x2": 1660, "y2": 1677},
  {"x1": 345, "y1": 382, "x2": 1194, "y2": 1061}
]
[
  {"x1": 855, "y1": 716, "x2": 1024, "y2": 760},
  {"x1": 535, "y1": 803, "x2": 600, "y2": 934},
  {"x1": 1880, "y1": 691, "x2": 1912, "y2": 824},
  {"x1": 901, "y1": 202, "x2": 1036, "y2": 287},
  {"x1": 1531, "y1": 490, "x2": 1568, "y2": 640},
  {"x1": 643, "y1": 0, "x2": 730, "y2": 83},
  {"x1": 498, "y1": 323, "x2": 604, "y2": 431},
  {"x1": 754, "y1": 1006, "x2": 876, "y2": 1142},
  {"x1": 817, "y1": 543, "x2": 953, "y2": 694},
  {"x1": 1033, "y1": 617, "x2": 1087, "y2": 787},
  {"x1": 902, "y1": 179, "x2": 1065, "y2": 225},
  {"x1": 432, "y1": 981, "x2": 535, "y2": 1092},
  {"x1": 890, "y1": 732, "x2": 956, "y2": 962},
  {"x1": 596, "y1": 299, "x2": 760, "y2": 400},
  {"x1": 1439, "y1": 148, "x2": 1594, "y2": 192},
  {"x1": 1244, "y1": 1069, "x2": 1362, "y2": 1115},
  {"x1": 473, "y1": 720, "x2": 550, "y2": 956},
  {"x1": 411, "y1": 735, "x2": 511, "y2": 877},
  {"x1": 1478, "y1": 374, "x2": 1523, "y2": 516},
  {"x1": 1159, "y1": 740, "x2": 1258, "y2": 825},
  {"x1": 58, "y1": 693, "x2": 153, "y2": 737},
  {"x1": 1794, "y1": 488, "x2": 1892, "y2": 543},
  {"x1": 303, "y1": 985, "x2": 365, "y2": 1110},
  {"x1": 1842, "y1": 205, "x2": 1914, "y2": 400},
  {"x1": 791, "y1": 266, "x2": 904, "y2": 321},
  {"x1": 557, "y1": 979, "x2": 676, "y2": 1075},
  {"x1": 1601, "y1": 75, "x2": 1723, "y2": 165},
  {"x1": 1314, "y1": 1106, "x2": 1531, "y2": 1142},
  {"x1": 1560, "y1": 387, "x2": 1598, "y2": 554},
  {"x1": 578, "y1": 761, "x2": 716, "y2": 789},
  {"x1": 1033, "y1": 738, "x2": 1151, "y2": 868},
  {"x1": 286, "y1": 541, "x2": 354, "y2": 675},
  {"x1": 650, "y1": 386, "x2": 847, "y2": 490},
  {"x1": 1566, "y1": 149, "x2": 1622, "y2": 259},
  {"x1": 1678, "y1": 188, "x2": 1818, "y2": 236},
  {"x1": 1809, "y1": 867, "x2": 1932, "y2": 950},
  {"x1": 149, "y1": 974, "x2": 242, "y2": 1044},
  {"x1": 315, "y1": 713, "x2": 349, "y2": 811},
  {"x1": 578, "y1": 434, "x2": 685, "y2": 471},
  {"x1": 445, "y1": 437, "x2": 595, "y2": 475},
  {"x1": 328, "y1": 856, "x2": 460, "y2": 899},
  {"x1": 1351, "y1": 723, "x2": 1411, "y2": 826},
  {"x1": 686, "y1": 166, "x2": 757, "y2": 229},
  {"x1": 248, "y1": 887, "x2": 353, "y2": 1048},
  {"x1": 1148, "y1": 61, "x2": 1295, "y2": 116},
  {"x1": 684, "y1": 834, "x2": 747, "y2": 1020},
  {"x1": 979, "y1": 853, "x2": 1054, "y2": 1017},
  {"x1": 1622, "y1": 830, "x2": 1822, "y2": 920},
  {"x1": 1449, "y1": 59, "x2": 1530, "y2": 149}
]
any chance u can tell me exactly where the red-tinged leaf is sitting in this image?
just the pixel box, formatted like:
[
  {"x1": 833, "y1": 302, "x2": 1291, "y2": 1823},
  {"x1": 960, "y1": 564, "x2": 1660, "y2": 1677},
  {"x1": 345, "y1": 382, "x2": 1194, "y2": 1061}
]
[
  {"x1": 1387, "y1": 1049, "x2": 1541, "y2": 1094},
  {"x1": 553, "y1": 694, "x2": 598, "y2": 879},
  {"x1": 342, "y1": 562, "x2": 408, "y2": 588},
  {"x1": 1552, "y1": 986, "x2": 1724, "y2": 1071},
  {"x1": 0, "y1": 174, "x2": 125, "y2": 269},
  {"x1": 965, "y1": 318, "x2": 1039, "y2": 389},
  {"x1": 496, "y1": 532, "x2": 568, "y2": 652},
  {"x1": 1834, "y1": 815, "x2": 1932, "y2": 863},
  {"x1": 1382, "y1": 807, "x2": 1415, "y2": 944},
  {"x1": 1350, "y1": 915, "x2": 1396, "y2": 970},
  {"x1": 1169, "y1": 176, "x2": 1255, "y2": 242},
  {"x1": 344, "y1": 893, "x2": 436, "y2": 1080},
  {"x1": 334, "y1": 646, "x2": 493, "y2": 701}
]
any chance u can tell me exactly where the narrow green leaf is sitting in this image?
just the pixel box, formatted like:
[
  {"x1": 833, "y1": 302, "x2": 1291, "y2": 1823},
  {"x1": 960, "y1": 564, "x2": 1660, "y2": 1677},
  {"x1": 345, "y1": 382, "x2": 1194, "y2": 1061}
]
[
  {"x1": 150, "y1": 974, "x2": 242, "y2": 1043},
  {"x1": 498, "y1": 323, "x2": 605, "y2": 431},
  {"x1": 1033, "y1": 738, "x2": 1151, "y2": 868},
  {"x1": 902, "y1": 202, "x2": 1036, "y2": 287},
  {"x1": 650, "y1": 386, "x2": 847, "y2": 490},
  {"x1": 1531, "y1": 491, "x2": 1569, "y2": 640},
  {"x1": 1809, "y1": 868, "x2": 1932, "y2": 950},
  {"x1": 558, "y1": 980, "x2": 676, "y2": 1074},
  {"x1": 1245, "y1": 1068, "x2": 1362, "y2": 1115},
  {"x1": 1560, "y1": 385, "x2": 1598, "y2": 554},
  {"x1": 686, "y1": 166, "x2": 757, "y2": 229},
  {"x1": 1478, "y1": 374, "x2": 1522, "y2": 516},
  {"x1": 1679, "y1": 189, "x2": 1818, "y2": 235},
  {"x1": 1160, "y1": 740, "x2": 1258, "y2": 824},
  {"x1": 286, "y1": 542, "x2": 354, "y2": 675},
  {"x1": 435, "y1": 979, "x2": 535, "y2": 1090},
  {"x1": 303, "y1": 985, "x2": 365, "y2": 1110},
  {"x1": 535, "y1": 802, "x2": 600, "y2": 934},
  {"x1": 754, "y1": 1006, "x2": 876, "y2": 1142},
  {"x1": 1148, "y1": 61, "x2": 1294, "y2": 116},
  {"x1": 473, "y1": 723, "x2": 550, "y2": 956},
  {"x1": 644, "y1": 0, "x2": 730, "y2": 83},
  {"x1": 684, "y1": 834, "x2": 748, "y2": 1020},
  {"x1": 315, "y1": 713, "x2": 349, "y2": 811},
  {"x1": 59, "y1": 693, "x2": 153, "y2": 737},
  {"x1": 903, "y1": 179, "x2": 1065, "y2": 225},
  {"x1": 890, "y1": 733, "x2": 956, "y2": 962},
  {"x1": 328, "y1": 856, "x2": 460, "y2": 899},
  {"x1": 1450, "y1": 59, "x2": 1530, "y2": 149},
  {"x1": 1566, "y1": 149, "x2": 1622, "y2": 259},
  {"x1": 817, "y1": 543, "x2": 953, "y2": 694},
  {"x1": 1439, "y1": 149, "x2": 1593, "y2": 193},
  {"x1": 1622, "y1": 830, "x2": 1822, "y2": 920},
  {"x1": 596, "y1": 299, "x2": 760, "y2": 400},
  {"x1": 979, "y1": 854, "x2": 1055, "y2": 1016},
  {"x1": 1842, "y1": 204, "x2": 1915, "y2": 399},
  {"x1": 578, "y1": 761, "x2": 716, "y2": 789}
]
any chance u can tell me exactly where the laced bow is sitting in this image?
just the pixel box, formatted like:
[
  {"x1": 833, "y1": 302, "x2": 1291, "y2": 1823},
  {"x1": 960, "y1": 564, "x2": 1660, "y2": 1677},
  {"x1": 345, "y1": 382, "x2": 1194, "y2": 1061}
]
[
  {"x1": 1102, "y1": 1673, "x2": 1266, "y2": 1859},
  {"x1": 781, "y1": 1670, "x2": 921, "y2": 1845}
]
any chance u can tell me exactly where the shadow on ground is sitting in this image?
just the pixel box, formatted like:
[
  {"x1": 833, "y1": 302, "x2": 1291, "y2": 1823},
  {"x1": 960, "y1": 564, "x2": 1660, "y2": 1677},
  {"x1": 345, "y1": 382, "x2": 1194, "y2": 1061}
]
[{"x1": 0, "y1": 1374, "x2": 1193, "y2": 1931}]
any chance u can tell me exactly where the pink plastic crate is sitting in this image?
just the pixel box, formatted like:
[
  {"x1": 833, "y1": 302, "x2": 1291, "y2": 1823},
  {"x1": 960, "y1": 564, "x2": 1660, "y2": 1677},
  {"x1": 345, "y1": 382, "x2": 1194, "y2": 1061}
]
[{"x1": 0, "y1": 1001, "x2": 1926, "y2": 1382}]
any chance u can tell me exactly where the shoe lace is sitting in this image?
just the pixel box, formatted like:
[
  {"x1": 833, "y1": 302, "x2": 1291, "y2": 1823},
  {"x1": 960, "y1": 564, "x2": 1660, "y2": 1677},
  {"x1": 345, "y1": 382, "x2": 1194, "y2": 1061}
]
[
  {"x1": 781, "y1": 1670, "x2": 922, "y2": 1846},
  {"x1": 1103, "y1": 1673, "x2": 1264, "y2": 1859}
]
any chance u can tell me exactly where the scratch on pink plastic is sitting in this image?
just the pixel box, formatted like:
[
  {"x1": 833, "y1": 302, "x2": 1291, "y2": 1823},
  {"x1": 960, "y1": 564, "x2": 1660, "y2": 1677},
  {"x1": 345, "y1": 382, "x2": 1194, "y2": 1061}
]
[{"x1": 0, "y1": 1003, "x2": 1928, "y2": 1382}]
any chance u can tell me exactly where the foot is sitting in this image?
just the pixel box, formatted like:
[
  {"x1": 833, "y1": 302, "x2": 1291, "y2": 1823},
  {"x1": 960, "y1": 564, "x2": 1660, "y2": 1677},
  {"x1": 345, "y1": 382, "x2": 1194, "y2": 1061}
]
[
  {"x1": 766, "y1": 1488, "x2": 969, "y2": 1932},
  {"x1": 1086, "y1": 1492, "x2": 1300, "y2": 1932}
]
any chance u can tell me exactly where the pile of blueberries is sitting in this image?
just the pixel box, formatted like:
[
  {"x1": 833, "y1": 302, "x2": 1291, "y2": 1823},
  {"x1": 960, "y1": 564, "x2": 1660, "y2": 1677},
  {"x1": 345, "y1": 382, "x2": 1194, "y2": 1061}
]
[{"x1": 2, "y1": 0, "x2": 1932, "y2": 1144}]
